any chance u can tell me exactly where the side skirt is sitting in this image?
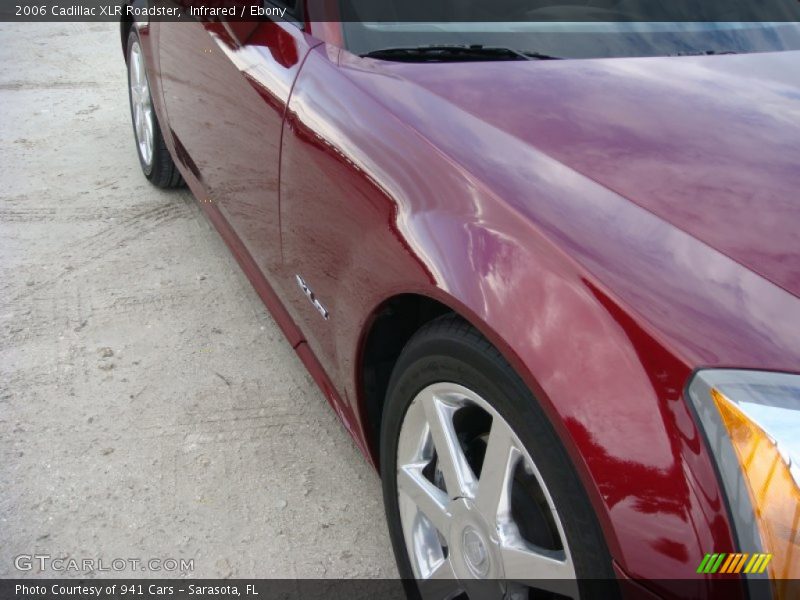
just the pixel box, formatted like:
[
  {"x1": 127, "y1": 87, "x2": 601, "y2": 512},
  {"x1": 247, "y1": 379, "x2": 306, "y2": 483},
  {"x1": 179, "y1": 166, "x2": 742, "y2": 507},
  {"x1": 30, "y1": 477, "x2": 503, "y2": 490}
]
[{"x1": 178, "y1": 165, "x2": 375, "y2": 467}]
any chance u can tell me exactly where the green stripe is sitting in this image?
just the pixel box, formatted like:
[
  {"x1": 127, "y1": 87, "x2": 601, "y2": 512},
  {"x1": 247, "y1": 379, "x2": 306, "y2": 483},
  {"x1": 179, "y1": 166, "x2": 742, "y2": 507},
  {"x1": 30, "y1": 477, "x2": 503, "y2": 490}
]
[
  {"x1": 697, "y1": 554, "x2": 712, "y2": 573},
  {"x1": 703, "y1": 554, "x2": 718, "y2": 573},
  {"x1": 710, "y1": 553, "x2": 727, "y2": 574}
]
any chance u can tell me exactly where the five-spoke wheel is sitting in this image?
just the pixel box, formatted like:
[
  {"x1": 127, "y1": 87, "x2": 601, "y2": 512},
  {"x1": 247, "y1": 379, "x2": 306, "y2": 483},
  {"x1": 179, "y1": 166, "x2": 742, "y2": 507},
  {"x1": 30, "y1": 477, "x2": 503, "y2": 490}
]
[{"x1": 381, "y1": 317, "x2": 617, "y2": 599}]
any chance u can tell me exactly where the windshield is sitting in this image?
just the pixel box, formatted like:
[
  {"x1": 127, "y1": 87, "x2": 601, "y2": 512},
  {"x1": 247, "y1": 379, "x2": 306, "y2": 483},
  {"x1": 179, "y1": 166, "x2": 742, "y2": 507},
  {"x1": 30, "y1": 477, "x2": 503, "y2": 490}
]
[{"x1": 340, "y1": 1, "x2": 800, "y2": 59}]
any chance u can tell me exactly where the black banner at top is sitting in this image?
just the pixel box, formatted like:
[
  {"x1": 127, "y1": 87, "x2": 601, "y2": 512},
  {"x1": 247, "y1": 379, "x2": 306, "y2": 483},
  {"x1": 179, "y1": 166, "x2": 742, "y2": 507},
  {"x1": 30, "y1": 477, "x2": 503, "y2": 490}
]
[{"x1": 2, "y1": 0, "x2": 800, "y2": 23}]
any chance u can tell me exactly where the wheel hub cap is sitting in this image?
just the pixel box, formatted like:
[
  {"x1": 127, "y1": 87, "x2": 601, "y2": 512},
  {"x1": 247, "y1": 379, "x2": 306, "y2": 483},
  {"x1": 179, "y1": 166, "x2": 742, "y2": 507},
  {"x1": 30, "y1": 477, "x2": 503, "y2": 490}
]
[
  {"x1": 462, "y1": 527, "x2": 490, "y2": 577},
  {"x1": 447, "y1": 498, "x2": 500, "y2": 580}
]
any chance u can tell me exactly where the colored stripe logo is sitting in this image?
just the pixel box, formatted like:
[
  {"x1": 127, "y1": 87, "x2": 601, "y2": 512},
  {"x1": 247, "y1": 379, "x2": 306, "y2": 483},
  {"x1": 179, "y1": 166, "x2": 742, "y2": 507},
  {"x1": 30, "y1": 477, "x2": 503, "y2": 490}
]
[{"x1": 697, "y1": 553, "x2": 772, "y2": 574}]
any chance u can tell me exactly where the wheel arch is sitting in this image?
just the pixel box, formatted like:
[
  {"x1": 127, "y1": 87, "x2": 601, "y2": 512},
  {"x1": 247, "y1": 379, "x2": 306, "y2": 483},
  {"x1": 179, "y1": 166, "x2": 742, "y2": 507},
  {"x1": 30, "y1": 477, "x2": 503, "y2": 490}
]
[
  {"x1": 355, "y1": 290, "x2": 540, "y2": 472},
  {"x1": 357, "y1": 292, "x2": 453, "y2": 467},
  {"x1": 352, "y1": 283, "x2": 630, "y2": 570}
]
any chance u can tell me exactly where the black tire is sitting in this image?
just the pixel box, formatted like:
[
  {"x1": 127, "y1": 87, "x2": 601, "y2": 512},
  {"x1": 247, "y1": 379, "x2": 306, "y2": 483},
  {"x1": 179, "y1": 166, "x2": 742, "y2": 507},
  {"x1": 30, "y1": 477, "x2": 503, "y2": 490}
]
[
  {"x1": 380, "y1": 315, "x2": 618, "y2": 599},
  {"x1": 126, "y1": 29, "x2": 184, "y2": 189}
]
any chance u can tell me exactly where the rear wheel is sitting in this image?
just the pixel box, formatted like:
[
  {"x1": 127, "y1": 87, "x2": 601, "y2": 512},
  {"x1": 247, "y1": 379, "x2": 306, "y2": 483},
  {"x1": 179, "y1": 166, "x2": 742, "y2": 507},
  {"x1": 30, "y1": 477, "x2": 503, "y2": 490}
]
[
  {"x1": 380, "y1": 317, "x2": 617, "y2": 599},
  {"x1": 127, "y1": 29, "x2": 183, "y2": 189}
]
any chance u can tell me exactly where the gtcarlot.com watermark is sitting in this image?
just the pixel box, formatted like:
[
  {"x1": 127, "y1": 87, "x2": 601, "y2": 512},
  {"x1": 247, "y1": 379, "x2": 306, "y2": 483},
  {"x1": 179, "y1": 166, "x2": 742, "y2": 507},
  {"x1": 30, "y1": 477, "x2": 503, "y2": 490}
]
[{"x1": 14, "y1": 554, "x2": 194, "y2": 573}]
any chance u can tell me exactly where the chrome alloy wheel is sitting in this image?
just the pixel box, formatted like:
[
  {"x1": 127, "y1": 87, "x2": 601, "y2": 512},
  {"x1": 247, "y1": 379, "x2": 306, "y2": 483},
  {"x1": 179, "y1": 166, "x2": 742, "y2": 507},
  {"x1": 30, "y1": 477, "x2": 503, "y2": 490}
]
[
  {"x1": 397, "y1": 383, "x2": 578, "y2": 599},
  {"x1": 129, "y1": 40, "x2": 154, "y2": 168}
]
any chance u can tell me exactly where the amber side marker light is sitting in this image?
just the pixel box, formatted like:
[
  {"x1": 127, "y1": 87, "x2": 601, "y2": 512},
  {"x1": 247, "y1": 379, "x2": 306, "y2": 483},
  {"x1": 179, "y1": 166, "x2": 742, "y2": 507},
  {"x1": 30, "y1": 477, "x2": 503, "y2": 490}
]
[
  {"x1": 687, "y1": 371, "x2": 800, "y2": 599},
  {"x1": 712, "y1": 387, "x2": 799, "y2": 587}
]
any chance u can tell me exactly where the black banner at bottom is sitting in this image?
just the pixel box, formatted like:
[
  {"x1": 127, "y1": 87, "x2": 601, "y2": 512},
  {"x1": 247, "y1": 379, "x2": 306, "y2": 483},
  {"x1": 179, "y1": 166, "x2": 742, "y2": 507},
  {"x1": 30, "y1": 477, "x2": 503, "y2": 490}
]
[{"x1": 1, "y1": 579, "x2": 798, "y2": 600}]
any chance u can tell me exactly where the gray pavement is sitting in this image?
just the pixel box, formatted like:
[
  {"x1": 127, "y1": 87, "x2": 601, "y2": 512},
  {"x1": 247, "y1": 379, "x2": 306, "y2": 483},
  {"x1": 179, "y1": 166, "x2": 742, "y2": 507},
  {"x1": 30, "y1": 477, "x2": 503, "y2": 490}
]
[{"x1": 0, "y1": 22, "x2": 397, "y2": 579}]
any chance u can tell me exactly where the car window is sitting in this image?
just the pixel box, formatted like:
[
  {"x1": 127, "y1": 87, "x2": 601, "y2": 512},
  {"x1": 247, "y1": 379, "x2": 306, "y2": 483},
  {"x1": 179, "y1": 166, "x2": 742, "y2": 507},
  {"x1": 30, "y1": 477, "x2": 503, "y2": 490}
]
[{"x1": 339, "y1": 1, "x2": 800, "y2": 59}]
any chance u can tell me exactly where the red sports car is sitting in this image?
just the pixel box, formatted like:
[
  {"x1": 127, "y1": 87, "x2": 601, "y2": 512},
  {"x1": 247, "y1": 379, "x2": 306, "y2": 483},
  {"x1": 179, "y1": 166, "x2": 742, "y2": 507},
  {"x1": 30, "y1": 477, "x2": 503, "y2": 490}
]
[{"x1": 122, "y1": 3, "x2": 800, "y2": 598}]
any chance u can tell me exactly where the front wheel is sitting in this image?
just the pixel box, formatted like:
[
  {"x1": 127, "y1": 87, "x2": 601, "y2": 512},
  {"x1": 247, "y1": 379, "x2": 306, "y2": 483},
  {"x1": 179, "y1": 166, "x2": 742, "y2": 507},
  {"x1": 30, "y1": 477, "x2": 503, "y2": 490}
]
[
  {"x1": 380, "y1": 316, "x2": 617, "y2": 599},
  {"x1": 126, "y1": 28, "x2": 183, "y2": 189}
]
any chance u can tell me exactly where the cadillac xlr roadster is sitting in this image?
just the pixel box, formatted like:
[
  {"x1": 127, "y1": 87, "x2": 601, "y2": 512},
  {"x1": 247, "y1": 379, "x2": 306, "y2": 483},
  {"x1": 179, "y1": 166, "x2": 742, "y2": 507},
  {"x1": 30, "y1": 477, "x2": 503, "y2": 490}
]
[{"x1": 122, "y1": 2, "x2": 800, "y2": 598}]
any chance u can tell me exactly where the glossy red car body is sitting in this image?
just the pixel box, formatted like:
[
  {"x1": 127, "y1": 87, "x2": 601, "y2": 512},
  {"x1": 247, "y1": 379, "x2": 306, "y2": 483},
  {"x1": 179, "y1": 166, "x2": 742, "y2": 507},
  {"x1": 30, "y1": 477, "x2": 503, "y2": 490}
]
[{"x1": 123, "y1": 10, "x2": 800, "y2": 598}]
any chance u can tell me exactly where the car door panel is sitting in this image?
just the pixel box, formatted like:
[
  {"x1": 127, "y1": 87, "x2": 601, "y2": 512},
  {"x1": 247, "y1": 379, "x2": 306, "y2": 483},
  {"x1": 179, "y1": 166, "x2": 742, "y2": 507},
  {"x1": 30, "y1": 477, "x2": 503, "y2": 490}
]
[{"x1": 158, "y1": 11, "x2": 319, "y2": 277}]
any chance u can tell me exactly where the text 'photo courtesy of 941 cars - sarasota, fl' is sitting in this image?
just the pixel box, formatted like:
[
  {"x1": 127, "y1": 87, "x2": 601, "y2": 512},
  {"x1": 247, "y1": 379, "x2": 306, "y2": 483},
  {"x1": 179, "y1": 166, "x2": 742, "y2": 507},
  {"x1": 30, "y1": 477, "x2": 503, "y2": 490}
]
[{"x1": 122, "y1": 1, "x2": 800, "y2": 598}]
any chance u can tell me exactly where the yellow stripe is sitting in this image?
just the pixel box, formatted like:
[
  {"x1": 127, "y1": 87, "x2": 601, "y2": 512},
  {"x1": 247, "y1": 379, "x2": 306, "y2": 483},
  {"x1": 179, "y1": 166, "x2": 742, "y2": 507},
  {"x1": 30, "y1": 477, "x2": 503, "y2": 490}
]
[
  {"x1": 720, "y1": 554, "x2": 737, "y2": 573},
  {"x1": 734, "y1": 554, "x2": 749, "y2": 573},
  {"x1": 751, "y1": 554, "x2": 766, "y2": 574},
  {"x1": 758, "y1": 554, "x2": 772, "y2": 574},
  {"x1": 744, "y1": 554, "x2": 760, "y2": 573}
]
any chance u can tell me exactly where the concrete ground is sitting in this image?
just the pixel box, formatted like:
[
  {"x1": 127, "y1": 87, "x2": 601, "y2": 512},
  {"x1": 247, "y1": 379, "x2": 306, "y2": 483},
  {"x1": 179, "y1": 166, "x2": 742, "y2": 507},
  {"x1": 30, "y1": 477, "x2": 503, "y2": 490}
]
[{"x1": 0, "y1": 22, "x2": 396, "y2": 579}]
